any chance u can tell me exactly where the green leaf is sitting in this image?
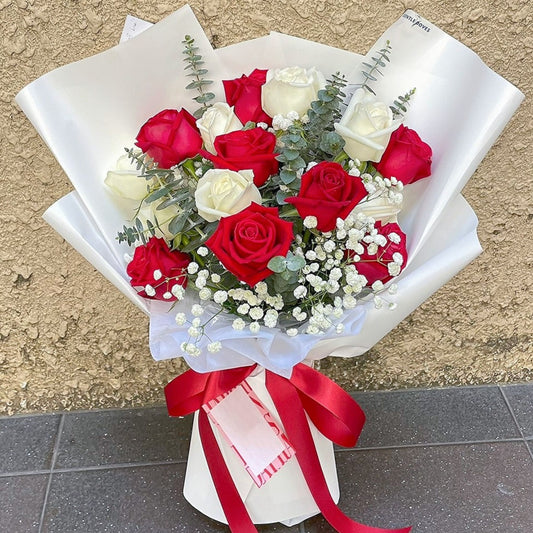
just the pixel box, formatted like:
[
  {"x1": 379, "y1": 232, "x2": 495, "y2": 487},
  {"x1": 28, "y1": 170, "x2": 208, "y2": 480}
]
[
  {"x1": 145, "y1": 186, "x2": 171, "y2": 204},
  {"x1": 156, "y1": 191, "x2": 189, "y2": 210},
  {"x1": 194, "y1": 92, "x2": 215, "y2": 104},
  {"x1": 317, "y1": 90, "x2": 335, "y2": 103},
  {"x1": 146, "y1": 219, "x2": 156, "y2": 237},
  {"x1": 286, "y1": 253, "x2": 305, "y2": 272},
  {"x1": 276, "y1": 190, "x2": 291, "y2": 205},
  {"x1": 186, "y1": 79, "x2": 213, "y2": 90},
  {"x1": 279, "y1": 169, "x2": 297, "y2": 185},
  {"x1": 282, "y1": 149, "x2": 301, "y2": 161},
  {"x1": 168, "y1": 213, "x2": 189, "y2": 235},
  {"x1": 267, "y1": 256, "x2": 287, "y2": 273}
]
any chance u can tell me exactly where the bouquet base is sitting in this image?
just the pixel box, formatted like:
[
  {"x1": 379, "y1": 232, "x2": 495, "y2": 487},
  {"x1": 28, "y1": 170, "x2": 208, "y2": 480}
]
[{"x1": 183, "y1": 368, "x2": 340, "y2": 525}]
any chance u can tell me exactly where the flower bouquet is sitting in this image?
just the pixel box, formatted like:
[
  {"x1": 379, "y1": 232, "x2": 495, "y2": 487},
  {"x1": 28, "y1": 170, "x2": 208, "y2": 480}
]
[{"x1": 16, "y1": 5, "x2": 523, "y2": 532}]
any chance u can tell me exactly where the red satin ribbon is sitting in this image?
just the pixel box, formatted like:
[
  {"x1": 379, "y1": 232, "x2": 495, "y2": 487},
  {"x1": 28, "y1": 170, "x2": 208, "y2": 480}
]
[{"x1": 165, "y1": 363, "x2": 411, "y2": 533}]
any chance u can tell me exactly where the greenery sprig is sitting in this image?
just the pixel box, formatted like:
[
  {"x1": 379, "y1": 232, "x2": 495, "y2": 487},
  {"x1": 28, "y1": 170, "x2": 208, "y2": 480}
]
[
  {"x1": 305, "y1": 72, "x2": 347, "y2": 160},
  {"x1": 390, "y1": 88, "x2": 416, "y2": 118},
  {"x1": 359, "y1": 40, "x2": 392, "y2": 95},
  {"x1": 116, "y1": 149, "x2": 217, "y2": 249},
  {"x1": 182, "y1": 35, "x2": 215, "y2": 118}
]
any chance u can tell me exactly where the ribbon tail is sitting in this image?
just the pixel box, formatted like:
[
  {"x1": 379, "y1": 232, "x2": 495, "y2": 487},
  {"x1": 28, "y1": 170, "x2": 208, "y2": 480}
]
[
  {"x1": 198, "y1": 409, "x2": 258, "y2": 533},
  {"x1": 266, "y1": 371, "x2": 411, "y2": 533}
]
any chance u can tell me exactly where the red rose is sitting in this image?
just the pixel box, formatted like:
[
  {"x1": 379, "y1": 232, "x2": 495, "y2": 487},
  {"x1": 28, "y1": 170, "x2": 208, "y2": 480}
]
[
  {"x1": 285, "y1": 162, "x2": 367, "y2": 232},
  {"x1": 135, "y1": 109, "x2": 202, "y2": 169},
  {"x1": 201, "y1": 128, "x2": 278, "y2": 187},
  {"x1": 374, "y1": 125, "x2": 432, "y2": 184},
  {"x1": 223, "y1": 69, "x2": 272, "y2": 126},
  {"x1": 127, "y1": 237, "x2": 190, "y2": 300},
  {"x1": 206, "y1": 203, "x2": 293, "y2": 286},
  {"x1": 352, "y1": 222, "x2": 408, "y2": 285}
]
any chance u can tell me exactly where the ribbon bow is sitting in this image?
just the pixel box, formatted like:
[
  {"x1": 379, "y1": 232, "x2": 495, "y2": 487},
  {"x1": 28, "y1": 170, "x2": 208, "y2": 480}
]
[{"x1": 165, "y1": 363, "x2": 411, "y2": 533}]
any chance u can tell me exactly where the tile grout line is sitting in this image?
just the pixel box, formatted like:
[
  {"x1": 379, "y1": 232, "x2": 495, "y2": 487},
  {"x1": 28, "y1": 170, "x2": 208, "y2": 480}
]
[
  {"x1": 335, "y1": 437, "x2": 524, "y2": 453},
  {"x1": 0, "y1": 469, "x2": 51, "y2": 479},
  {"x1": 39, "y1": 458, "x2": 189, "y2": 474},
  {"x1": 498, "y1": 386, "x2": 533, "y2": 463},
  {"x1": 38, "y1": 413, "x2": 65, "y2": 533}
]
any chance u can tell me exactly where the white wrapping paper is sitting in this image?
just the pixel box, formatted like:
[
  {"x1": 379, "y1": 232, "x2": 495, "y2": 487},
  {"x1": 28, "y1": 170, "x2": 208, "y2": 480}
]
[{"x1": 16, "y1": 5, "x2": 523, "y2": 526}]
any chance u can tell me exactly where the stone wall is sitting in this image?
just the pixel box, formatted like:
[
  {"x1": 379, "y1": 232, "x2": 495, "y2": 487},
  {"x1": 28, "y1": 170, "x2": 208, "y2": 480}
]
[{"x1": 2, "y1": 0, "x2": 531, "y2": 414}]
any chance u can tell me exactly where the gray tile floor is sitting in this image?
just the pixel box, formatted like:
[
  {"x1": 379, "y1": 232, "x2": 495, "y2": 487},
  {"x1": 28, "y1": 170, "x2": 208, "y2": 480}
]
[{"x1": 1, "y1": 384, "x2": 532, "y2": 532}]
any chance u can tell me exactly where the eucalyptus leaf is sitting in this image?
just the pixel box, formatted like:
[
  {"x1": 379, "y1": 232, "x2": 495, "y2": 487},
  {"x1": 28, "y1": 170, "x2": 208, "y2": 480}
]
[
  {"x1": 168, "y1": 213, "x2": 188, "y2": 235},
  {"x1": 267, "y1": 256, "x2": 287, "y2": 273},
  {"x1": 280, "y1": 170, "x2": 296, "y2": 185},
  {"x1": 286, "y1": 253, "x2": 305, "y2": 272},
  {"x1": 145, "y1": 186, "x2": 171, "y2": 204}
]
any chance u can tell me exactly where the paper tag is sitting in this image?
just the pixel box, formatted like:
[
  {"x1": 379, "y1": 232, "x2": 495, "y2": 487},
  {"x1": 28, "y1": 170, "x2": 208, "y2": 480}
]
[
  {"x1": 120, "y1": 15, "x2": 153, "y2": 43},
  {"x1": 203, "y1": 382, "x2": 295, "y2": 487}
]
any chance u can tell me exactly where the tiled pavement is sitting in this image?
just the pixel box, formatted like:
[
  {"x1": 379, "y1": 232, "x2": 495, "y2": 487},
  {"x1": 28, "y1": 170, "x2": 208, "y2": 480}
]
[{"x1": 1, "y1": 384, "x2": 532, "y2": 532}]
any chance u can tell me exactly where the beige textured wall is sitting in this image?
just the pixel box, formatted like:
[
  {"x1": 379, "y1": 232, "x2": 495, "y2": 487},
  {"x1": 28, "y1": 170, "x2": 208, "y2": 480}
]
[{"x1": 2, "y1": 0, "x2": 531, "y2": 414}]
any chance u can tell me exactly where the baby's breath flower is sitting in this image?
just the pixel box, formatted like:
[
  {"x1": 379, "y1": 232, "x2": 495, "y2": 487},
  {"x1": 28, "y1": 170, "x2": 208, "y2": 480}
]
[
  {"x1": 211, "y1": 273, "x2": 221, "y2": 283},
  {"x1": 254, "y1": 282, "x2": 268, "y2": 295},
  {"x1": 232, "y1": 318, "x2": 246, "y2": 331},
  {"x1": 144, "y1": 284, "x2": 156, "y2": 297},
  {"x1": 188, "y1": 326, "x2": 201, "y2": 338},
  {"x1": 191, "y1": 304, "x2": 204, "y2": 317},
  {"x1": 237, "y1": 303, "x2": 250, "y2": 315},
  {"x1": 171, "y1": 284, "x2": 185, "y2": 299},
  {"x1": 197, "y1": 246, "x2": 209, "y2": 257},
  {"x1": 372, "y1": 280, "x2": 384, "y2": 292},
  {"x1": 388, "y1": 263, "x2": 401, "y2": 276},
  {"x1": 324, "y1": 240, "x2": 335, "y2": 253},
  {"x1": 207, "y1": 341, "x2": 222, "y2": 353},
  {"x1": 195, "y1": 277, "x2": 206, "y2": 289},
  {"x1": 249, "y1": 307, "x2": 264, "y2": 320},
  {"x1": 163, "y1": 291, "x2": 173, "y2": 300},
  {"x1": 367, "y1": 243, "x2": 378, "y2": 256},
  {"x1": 175, "y1": 313, "x2": 187, "y2": 326},
  {"x1": 153, "y1": 269, "x2": 162, "y2": 281},
  {"x1": 388, "y1": 232, "x2": 401, "y2": 244},
  {"x1": 286, "y1": 328, "x2": 298, "y2": 337},
  {"x1": 198, "y1": 287, "x2": 212, "y2": 300},
  {"x1": 304, "y1": 216, "x2": 318, "y2": 229},
  {"x1": 392, "y1": 252, "x2": 404, "y2": 265},
  {"x1": 286, "y1": 111, "x2": 299, "y2": 121},
  {"x1": 375, "y1": 234, "x2": 387, "y2": 247},
  {"x1": 343, "y1": 294, "x2": 357, "y2": 309},
  {"x1": 192, "y1": 317, "x2": 202, "y2": 327},
  {"x1": 293, "y1": 286, "x2": 307, "y2": 299},
  {"x1": 213, "y1": 290, "x2": 228, "y2": 304},
  {"x1": 249, "y1": 322, "x2": 260, "y2": 333},
  {"x1": 187, "y1": 262, "x2": 199, "y2": 275}
]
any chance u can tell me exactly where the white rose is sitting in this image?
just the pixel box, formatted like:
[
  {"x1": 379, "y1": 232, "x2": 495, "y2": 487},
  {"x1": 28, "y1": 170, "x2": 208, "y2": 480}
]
[
  {"x1": 261, "y1": 66, "x2": 326, "y2": 118},
  {"x1": 104, "y1": 154, "x2": 147, "y2": 200},
  {"x1": 334, "y1": 88, "x2": 400, "y2": 163},
  {"x1": 196, "y1": 102, "x2": 243, "y2": 154},
  {"x1": 194, "y1": 168, "x2": 261, "y2": 222},
  {"x1": 137, "y1": 202, "x2": 181, "y2": 242},
  {"x1": 350, "y1": 196, "x2": 403, "y2": 224}
]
